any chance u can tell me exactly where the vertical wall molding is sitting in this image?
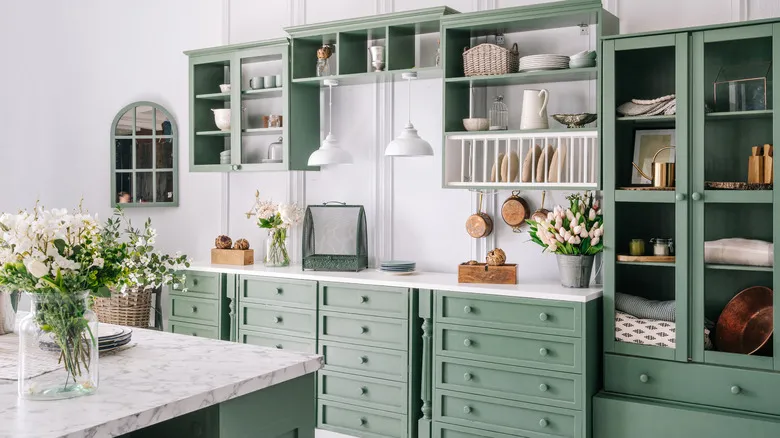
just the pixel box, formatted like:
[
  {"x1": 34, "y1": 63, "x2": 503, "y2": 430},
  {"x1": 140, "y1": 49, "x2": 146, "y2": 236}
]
[
  {"x1": 604, "y1": 0, "x2": 619, "y2": 17},
  {"x1": 288, "y1": 0, "x2": 307, "y2": 264},
  {"x1": 731, "y1": 0, "x2": 748, "y2": 21},
  {"x1": 221, "y1": 0, "x2": 232, "y2": 235}
]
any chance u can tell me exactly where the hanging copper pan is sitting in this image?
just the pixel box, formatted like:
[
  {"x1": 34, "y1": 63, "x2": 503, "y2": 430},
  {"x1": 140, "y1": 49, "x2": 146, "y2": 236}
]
[
  {"x1": 715, "y1": 286, "x2": 773, "y2": 355},
  {"x1": 501, "y1": 191, "x2": 529, "y2": 233},
  {"x1": 466, "y1": 192, "x2": 493, "y2": 238}
]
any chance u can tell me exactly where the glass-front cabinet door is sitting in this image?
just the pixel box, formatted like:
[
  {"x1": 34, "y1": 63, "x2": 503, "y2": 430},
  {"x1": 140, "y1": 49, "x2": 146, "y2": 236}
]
[
  {"x1": 603, "y1": 33, "x2": 690, "y2": 362},
  {"x1": 690, "y1": 23, "x2": 778, "y2": 370}
]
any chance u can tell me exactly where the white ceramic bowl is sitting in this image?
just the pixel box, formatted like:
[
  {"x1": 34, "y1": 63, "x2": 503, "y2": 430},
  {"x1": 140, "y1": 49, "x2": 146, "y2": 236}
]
[
  {"x1": 219, "y1": 84, "x2": 231, "y2": 93},
  {"x1": 463, "y1": 118, "x2": 489, "y2": 131},
  {"x1": 212, "y1": 108, "x2": 231, "y2": 131}
]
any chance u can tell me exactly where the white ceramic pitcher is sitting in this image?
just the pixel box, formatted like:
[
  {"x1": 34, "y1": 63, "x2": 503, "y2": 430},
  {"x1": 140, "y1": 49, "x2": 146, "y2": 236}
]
[{"x1": 520, "y1": 89, "x2": 549, "y2": 130}]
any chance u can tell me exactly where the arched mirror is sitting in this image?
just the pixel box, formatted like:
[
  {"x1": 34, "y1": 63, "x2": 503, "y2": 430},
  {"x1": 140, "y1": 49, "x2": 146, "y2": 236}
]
[{"x1": 110, "y1": 101, "x2": 178, "y2": 207}]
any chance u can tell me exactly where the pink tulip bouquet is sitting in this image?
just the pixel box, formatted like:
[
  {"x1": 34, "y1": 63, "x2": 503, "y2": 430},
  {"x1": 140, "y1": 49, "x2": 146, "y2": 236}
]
[{"x1": 527, "y1": 192, "x2": 604, "y2": 256}]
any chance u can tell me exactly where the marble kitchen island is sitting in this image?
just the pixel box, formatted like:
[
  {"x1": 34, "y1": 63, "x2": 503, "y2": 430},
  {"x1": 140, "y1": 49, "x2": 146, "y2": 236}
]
[{"x1": 0, "y1": 324, "x2": 323, "y2": 438}]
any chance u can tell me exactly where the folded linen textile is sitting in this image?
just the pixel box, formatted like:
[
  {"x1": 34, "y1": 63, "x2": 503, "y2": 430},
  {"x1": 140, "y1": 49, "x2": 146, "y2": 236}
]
[
  {"x1": 704, "y1": 238, "x2": 773, "y2": 267},
  {"x1": 615, "y1": 311, "x2": 713, "y2": 350},
  {"x1": 615, "y1": 292, "x2": 676, "y2": 321}
]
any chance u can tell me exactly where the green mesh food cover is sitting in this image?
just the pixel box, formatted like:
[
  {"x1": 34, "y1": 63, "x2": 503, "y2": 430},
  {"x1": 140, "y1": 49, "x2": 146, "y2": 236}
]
[{"x1": 302, "y1": 203, "x2": 368, "y2": 271}]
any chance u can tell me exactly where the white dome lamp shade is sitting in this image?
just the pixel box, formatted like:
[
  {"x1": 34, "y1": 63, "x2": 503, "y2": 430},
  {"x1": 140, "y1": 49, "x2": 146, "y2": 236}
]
[
  {"x1": 385, "y1": 72, "x2": 433, "y2": 157},
  {"x1": 308, "y1": 79, "x2": 353, "y2": 166}
]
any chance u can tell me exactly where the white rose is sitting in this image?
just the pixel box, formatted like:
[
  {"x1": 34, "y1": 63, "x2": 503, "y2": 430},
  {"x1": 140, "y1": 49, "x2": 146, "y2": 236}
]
[{"x1": 25, "y1": 259, "x2": 49, "y2": 278}]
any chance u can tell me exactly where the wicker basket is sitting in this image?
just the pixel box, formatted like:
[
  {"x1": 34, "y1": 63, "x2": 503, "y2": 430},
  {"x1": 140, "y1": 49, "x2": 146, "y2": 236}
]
[
  {"x1": 463, "y1": 43, "x2": 519, "y2": 76},
  {"x1": 94, "y1": 288, "x2": 152, "y2": 327}
]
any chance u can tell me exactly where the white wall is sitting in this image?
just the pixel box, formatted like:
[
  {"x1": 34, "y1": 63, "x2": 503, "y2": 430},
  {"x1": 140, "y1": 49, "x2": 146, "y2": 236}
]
[{"x1": 1, "y1": 0, "x2": 778, "y2": 283}]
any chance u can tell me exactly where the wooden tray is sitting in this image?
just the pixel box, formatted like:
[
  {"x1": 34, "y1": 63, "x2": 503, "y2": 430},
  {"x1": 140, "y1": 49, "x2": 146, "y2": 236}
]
[
  {"x1": 458, "y1": 263, "x2": 517, "y2": 284},
  {"x1": 619, "y1": 186, "x2": 675, "y2": 191},
  {"x1": 617, "y1": 254, "x2": 675, "y2": 263},
  {"x1": 211, "y1": 249, "x2": 254, "y2": 265},
  {"x1": 705, "y1": 181, "x2": 773, "y2": 190}
]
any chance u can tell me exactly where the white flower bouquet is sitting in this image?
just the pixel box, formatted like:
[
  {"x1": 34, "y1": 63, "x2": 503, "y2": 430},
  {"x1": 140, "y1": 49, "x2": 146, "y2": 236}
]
[
  {"x1": 527, "y1": 192, "x2": 604, "y2": 256},
  {"x1": 246, "y1": 190, "x2": 304, "y2": 267}
]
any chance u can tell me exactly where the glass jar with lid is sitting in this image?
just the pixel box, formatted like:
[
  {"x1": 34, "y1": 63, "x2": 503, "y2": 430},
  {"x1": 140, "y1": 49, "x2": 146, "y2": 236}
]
[{"x1": 265, "y1": 137, "x2": 283, "y2": 163}]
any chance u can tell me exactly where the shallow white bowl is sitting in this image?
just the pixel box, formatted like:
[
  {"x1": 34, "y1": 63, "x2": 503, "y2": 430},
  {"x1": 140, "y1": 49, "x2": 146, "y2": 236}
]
[
  {"x1": 219, "y1": 84, "x2": 231, "y2": 93},
  {"x1": 463, "y1": 118, "x2": 489, "y2": 131}
]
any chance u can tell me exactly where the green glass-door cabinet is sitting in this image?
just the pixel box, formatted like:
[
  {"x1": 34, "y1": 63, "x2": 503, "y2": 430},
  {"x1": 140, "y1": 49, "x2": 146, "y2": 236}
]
[
  {"x1": 185, "y1": 38, "x2": 319, "y2": 172},
  {"x1": 599, "y1": 18, "x2": 780, "y2": 436}
]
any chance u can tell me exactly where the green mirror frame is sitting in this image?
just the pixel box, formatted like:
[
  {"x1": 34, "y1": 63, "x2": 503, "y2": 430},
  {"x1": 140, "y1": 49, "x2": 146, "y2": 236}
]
[{"x1": 110, "y1": 101, "x2": 179, "y2": 208}]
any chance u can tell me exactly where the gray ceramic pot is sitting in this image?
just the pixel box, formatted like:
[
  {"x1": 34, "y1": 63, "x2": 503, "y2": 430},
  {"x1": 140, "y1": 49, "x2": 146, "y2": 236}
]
[{"x1": 556, "y1": 254, "x2": 594, "y2": 288}]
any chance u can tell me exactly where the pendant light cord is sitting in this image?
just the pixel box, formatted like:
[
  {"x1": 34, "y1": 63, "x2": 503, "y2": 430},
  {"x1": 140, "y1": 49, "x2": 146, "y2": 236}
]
[
  {"x1": 406, "y1": 77, "x2": 412, "y2": 126},
  {"x1": 328, "y1": 83, "x2": 333, "y2": 135}
]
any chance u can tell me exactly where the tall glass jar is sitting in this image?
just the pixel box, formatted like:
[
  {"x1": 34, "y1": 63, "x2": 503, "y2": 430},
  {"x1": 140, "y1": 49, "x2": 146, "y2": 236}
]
[
  {"x1": 18, "y1": 291, "x2": 98, "y2": 400},
  {"x1": 265, "y1": 228, "x2": 290, "y2": 267}
]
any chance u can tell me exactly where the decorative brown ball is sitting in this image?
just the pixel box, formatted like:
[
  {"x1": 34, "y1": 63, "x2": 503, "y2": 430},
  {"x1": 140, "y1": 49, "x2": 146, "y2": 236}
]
[
  {"x1": 215, "y1": 235, "x2": 232, "y2": 249},
  {"x1": 233, "y1": 238, "x2": 250, "y2": 250},
  {"x1": 466, "y1": 260, "x2": 480, "y2": 265},
  {"x1": 486, "y1": 248, "x2": 507, "y2": 266}
]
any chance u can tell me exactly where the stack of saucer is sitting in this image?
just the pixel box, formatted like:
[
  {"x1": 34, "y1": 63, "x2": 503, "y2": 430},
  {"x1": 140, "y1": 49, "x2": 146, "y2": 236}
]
[
  {"x1": 379, "y1": 260, "x2": 416, "y2": 275},
  {"x1": 219, "y1": 150, "x2": 231, "y2": 165},
  {"x1": 519, "y1": 54, "x2": 570, "y2": 72},
  {"x1": 98, "y1": 326, "x2": 133, "y2": 353},
  {"x1": 569, "y1": 50, "x2": 597, "y2": 68}
]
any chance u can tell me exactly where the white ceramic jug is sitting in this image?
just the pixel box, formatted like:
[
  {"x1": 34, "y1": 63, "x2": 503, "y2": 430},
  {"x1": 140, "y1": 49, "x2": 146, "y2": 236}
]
[{"x1": 520, "y1": 89, "x2": 549, "y2": 130}]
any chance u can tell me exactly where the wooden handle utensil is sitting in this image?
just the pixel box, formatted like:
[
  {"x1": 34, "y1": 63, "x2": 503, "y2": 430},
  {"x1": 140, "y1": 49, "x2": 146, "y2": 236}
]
[
  {"x1": 748, "y1": 145, "x2": 765, "y2": 184},
  {"x1": 764, "y1": 144, "x2": 773, "y2": 184}
]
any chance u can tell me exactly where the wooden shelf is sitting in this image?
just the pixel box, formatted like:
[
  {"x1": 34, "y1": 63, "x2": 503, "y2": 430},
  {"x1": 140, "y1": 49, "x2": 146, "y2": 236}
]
[
  {"x1": 703, "y1": 350, "x2": 773, "y2": 370},
  {"x1": 705, "y1": 109, "x2": 773, "y2": 120},
  {"x1": 445, "y1": 67, "x2": 597, "y2": 87},
  {"x1": 616, "y1": 261, "x2": 675, "y2": 268},
  {"x1": 703, "y1": 190, "x2": 772, "y2": 203},
  {"x1": 616, "y1": 115, "x2": 676, "y2": 124},
  {"x1": 242, "y1": 128, "x2": 283, "y2": 135},
  {"x1": 196, "y1": 130, "x2": 231, "y2": 136},
  {"x1": 445, "y1": 127, "x2": 596, "y2": 137},
  {"x1": 293, "y1": 67, "x2": 441, "y2": 86},
  {"x1": 615, "y1": 190, "x2": 676, "y2": 203},
  {"x1": 242, "y1": 88, "x2": 283, "y2": 99},
  {"x1": 446, "y1": 182, "x2": 598, "y2": 190},
  {"x1": 705, "y1": 263, "x2": 773, "y2": 272},
  {"x1": 195, "y1": 92, "x2": 231, "y2": 101}
]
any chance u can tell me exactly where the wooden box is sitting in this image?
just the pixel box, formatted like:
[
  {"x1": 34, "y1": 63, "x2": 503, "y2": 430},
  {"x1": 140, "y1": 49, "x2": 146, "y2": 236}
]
[
  {"x1": 211, "y1": 249, "x2": 254, "y2": 266},
  {"x1": 458, "y1": 263, "x2": 517, "y2": 284}
]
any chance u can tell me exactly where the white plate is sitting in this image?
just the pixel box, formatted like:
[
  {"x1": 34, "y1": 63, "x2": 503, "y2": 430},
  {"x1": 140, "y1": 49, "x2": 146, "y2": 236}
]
[
  {"x1": 98, "y1": 326, "x2": 126, "y2": 339},
  {"x1": 519, "y1": 67, "x2": 568, "y2": 72},
  {"x1": 376, "y1": 269, "x2": 417, "y2": 276}
]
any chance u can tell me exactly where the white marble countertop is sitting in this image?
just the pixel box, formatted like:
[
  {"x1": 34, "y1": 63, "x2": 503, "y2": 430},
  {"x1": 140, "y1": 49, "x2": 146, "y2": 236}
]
[
  {"x1": 0, "y1": 323, "x2": 322, "y2": 438},
  {"x1": 188, "y1": 263, "x2": 602, "y2": 302}
]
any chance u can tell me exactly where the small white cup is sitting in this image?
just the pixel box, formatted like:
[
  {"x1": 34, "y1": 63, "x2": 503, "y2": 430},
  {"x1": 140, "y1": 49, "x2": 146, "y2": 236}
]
[
  {"x1": 275, "y1": 74, "x2": 283, "y2": 87},
  {"x1": 264, "y1": 75, "x2": 276, "y2": 89}
]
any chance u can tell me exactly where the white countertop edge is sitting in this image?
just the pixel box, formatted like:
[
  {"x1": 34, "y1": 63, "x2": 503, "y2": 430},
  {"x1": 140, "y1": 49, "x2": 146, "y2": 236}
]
[{"x1": 185, "y1": 263, "x2": 603, "y2": 302}]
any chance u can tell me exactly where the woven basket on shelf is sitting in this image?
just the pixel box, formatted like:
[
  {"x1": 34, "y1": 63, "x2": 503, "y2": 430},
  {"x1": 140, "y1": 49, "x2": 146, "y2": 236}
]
[
  {"x1": 94, "y1": 288, "x2": 152, "y2": 327},
  {"x1": 463, "y1": 43, "x2": 519, "y2": 76}
]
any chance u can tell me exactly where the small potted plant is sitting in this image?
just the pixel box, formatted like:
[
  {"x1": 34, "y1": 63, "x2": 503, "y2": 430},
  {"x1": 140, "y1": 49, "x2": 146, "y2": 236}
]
[
  {"x1": 526, "y1": 192, "x2": 604, "y2": 288},
  {"x1": 246, "y1": 191, "x2": 304, "y2": 267}
]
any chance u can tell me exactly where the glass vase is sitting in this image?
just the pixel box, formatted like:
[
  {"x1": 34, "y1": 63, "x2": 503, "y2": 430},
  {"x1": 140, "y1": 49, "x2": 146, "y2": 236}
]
[
  {"x1": 265, "y1": 229, "x2": 290, "y2": 267},
  {"x1": 18, "y1": 291, "x2": 98, "y2": 400}
]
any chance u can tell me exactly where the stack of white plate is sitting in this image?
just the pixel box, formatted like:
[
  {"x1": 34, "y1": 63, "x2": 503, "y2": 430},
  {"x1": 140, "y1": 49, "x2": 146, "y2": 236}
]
[
  {"x1": 219, "y1": 150, "x2": 231, "y2": 165},
  {"x1": 519, "y1": 54, "x2": 570, "y2": 72},
  {"x1": 569, "y1": 50, "x2": 597, "y2": 68},
  {"x1": 98, "y1": 327, "x2": 133, "y2": 353},
  {"x1": 379, "y1": 260, "x2": 416, "y2": 275}
]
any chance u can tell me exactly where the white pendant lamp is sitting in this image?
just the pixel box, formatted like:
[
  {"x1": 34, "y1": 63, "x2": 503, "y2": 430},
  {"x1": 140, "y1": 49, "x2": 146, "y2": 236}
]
[
  {"x1": 385, "y1": 72, "x2": 433, "y2": 157},
  {"x1": 308, "y1": 79, "x2": 353, "y2": 166}
]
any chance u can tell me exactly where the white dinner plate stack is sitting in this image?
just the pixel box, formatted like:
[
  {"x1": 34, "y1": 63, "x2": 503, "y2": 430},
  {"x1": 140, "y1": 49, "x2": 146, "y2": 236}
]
[
  {"x1": 219, "y1": 150, "x2": 231, "y2": 165},
  {"x1": 379, "y1": 260, "x2": 416, "y2": 275},
  {"x1": 518, "y1": 54, "x2": 570, "y2": 72}
]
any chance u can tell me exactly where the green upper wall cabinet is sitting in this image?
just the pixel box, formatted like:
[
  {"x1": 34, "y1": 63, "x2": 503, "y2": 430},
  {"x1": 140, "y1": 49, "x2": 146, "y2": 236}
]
[
  {"x1": 602, "y1": 19, "x2": 778, "y2": 371},
  {"x1": 439, "y1": 0, "x2": 619, "y2": 190},
  {"x1": 285, "y1": 7, "x2": 458, "y2": 86},
  {"x1": 185, "y1": 38, "x2": 319, "y2": 172}
]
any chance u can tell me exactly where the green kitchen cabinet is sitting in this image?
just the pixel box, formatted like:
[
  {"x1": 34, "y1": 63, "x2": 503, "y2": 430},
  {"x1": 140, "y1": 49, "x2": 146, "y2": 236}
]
[
  {"x1": 167, "y1": 271, "x2": 234, "y2": 341},
  {"x1": 185, "y1": 38, "x2": 319, "y2": 172}
]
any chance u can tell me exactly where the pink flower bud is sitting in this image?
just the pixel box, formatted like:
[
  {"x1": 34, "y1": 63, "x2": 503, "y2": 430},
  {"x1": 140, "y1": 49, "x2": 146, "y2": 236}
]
[{"x1": 591, "y1": 236, "x2": 600, "y2": 246}]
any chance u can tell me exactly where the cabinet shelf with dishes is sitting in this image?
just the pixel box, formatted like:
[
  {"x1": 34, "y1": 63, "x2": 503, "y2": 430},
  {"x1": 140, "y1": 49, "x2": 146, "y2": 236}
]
[
  {"x1": 440, "y1": 0, "x2": 618, "y2": 190},
  {"x1": 186, "y1": 38, "x2": 319, "y2": 172}
]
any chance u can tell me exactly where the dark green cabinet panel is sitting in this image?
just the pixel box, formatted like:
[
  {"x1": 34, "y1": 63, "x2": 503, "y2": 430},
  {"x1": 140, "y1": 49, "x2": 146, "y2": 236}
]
[
  {"x1": 173, "y1": 271, "x2": 221, "y2": 298},
  {"x1": 321, "y1": 341, "x2": 408, "y2": 382},
  {"x1": 240, "y1": 330, "x2": 316, "y2": 353},
  {"x1": 319, "y1": 400, "x2": 407, "y2": 438},
  {"x1": 433, "y1": 422, "x2": 518, "y2": 438},
  {"x1": 169, "y1": 295, "x2": 220, "y2": 325},
  {"x1": 320, "y1": 282, "x2": 409, "y2": 319},
  {"x1": 239, "y1": 276, "x2": 317, "y2": 309},
  {"x1": 319, "y1": 311, "x2": 409, "y2": 350},
  {"x1": 240, "y1": 303, "x2": 316, "y2": 338},
  {"x1": 169, "y1": 320, "x2": 220, "y2": 340},
  {"x1": 319, "y1": 370, "x2": 408, "y2": 414}
]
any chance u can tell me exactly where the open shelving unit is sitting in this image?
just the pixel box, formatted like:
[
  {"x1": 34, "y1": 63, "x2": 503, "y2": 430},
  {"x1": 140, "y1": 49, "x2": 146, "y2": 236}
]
[{"x1": 439, "y1": 0, "x2": 618, "y2": 190}]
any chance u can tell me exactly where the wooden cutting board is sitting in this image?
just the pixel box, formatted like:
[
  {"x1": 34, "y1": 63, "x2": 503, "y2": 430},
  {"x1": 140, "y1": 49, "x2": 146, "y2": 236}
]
[{"x1": 617, "y1": 254, "x2": 675, "y2": 263}]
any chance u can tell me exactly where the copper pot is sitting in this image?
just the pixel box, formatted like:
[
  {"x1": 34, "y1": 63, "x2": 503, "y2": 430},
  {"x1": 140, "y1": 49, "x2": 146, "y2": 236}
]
[
  {"x1": 715, "y1": 286, "x2": 774, "y2": 355},
  {"x1": 501, "y1": 191, "x2": 529, "y2": 233},
  {"x1": 466, "y1": 192, "x2": 493, "y2": 238}
]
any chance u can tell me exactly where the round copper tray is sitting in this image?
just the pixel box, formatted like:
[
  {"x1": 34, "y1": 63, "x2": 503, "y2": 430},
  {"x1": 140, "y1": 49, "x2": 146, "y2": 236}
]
[{"x1": 715, "y1": 286, "x2": 774, "y2": 355}]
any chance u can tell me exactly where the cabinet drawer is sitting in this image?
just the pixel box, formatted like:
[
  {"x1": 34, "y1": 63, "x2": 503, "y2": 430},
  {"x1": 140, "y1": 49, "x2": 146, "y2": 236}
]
[
  {"x1": 170, "y1": 295, "x2": 219, "y2": 325},
  {"x1": 239, "y1": 276, "x2": 316, "y2": 309},
  {"x1": 435, "y1": 389, "x2": 580, "y2": 438},
  {"x1": 240, "y1": 330, "x2": 316, "y2": 354},
  {"x1": 320, "y1": 282, "x2": 408, "y2": 319},
  {"x1": 437, "y1": 324, "x2": 580, "y2": 373},
  {"x1": 172, "y1": 271, "x2": 220, "y2": 298},
  {"x1": 318, "y1": 400, "x2": 406, "y2": 438},
  {"x1": 437, "y1": 291, "x2": 580, "y2": 337},
  {"x1": 434, "y1": 422, "x2": 519, "y2": 438},
  {"x1": 169, "y1": 320, "x2": 219, "y2": 339},
  {"x1": 320, "y1": 312, "x2": 408, "y2": 350},
  {"x1": 321, "y1": 341, "x2": 408, "y2": 382},
  {"x1": 240, "y1": 304, "x2": 316, "y2": 338},
  {"x1": 318, "y1": 370, "x2": 407, "y2": 414},
  {"x1": 435, "y1": 356, "x2": 580, "y2": 410},
  {"x1": 595, "y1": 393, "x2": 780, "y2": 438},
  {"x1": 605, "y1": 354, "x2": 780, "y2": 417}
]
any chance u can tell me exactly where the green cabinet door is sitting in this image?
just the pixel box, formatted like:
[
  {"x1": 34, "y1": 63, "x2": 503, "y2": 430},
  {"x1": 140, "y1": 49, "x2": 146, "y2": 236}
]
[{"x1": 602, "y1": 32, "x2": 690, "y2": 363}]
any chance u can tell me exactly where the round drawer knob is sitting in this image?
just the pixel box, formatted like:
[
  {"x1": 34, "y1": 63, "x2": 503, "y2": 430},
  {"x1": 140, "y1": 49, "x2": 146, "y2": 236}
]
[
  {"x1": 539, "y1": 312, "x2": 548, "y2": 321},
  {"x1": 193, "y1": 279, "x2": 199, "y2": 286},
  {"x1": 463, "y1": 406, "x2": 472, "y2": 414},
  {"x1": 463, "y1": 338, "x2": 473, "y2": 347},
  {"x1": 360, "y1": 326, "x2": 369, "y2": 334},
  {"x1": 539, "y1": 418, "x2": 549, "y2": 428},
  {"x1": 731, "y1": 385, "x2": 741, "y2": 394},
  {"x1": 691, "y1": 192, "x2": 702, "y2": 201},
  {"x1": 192, "y1": 332, "x2": 198, "y2": 337},
  {"x1": 275, "y1": 344, "x2": 283, "y2": 349},
  {"x1": 639, "y1": 374, "x2": 649, "y2": 383},
  {"x1": 464, "y1": 306, "x2": 473, "y2": 314},
  {"x1": 360, "y1": 295, "x2": 369, "y2": 303},
  {"x1": 359, "y1": 355, "x2": 368, "y2": 364},
  {"x1": 539, "y1": 348, "x2": 548, "y2": 357},
  {"x1": 539, "y1": 383, "x2": 549, "y2": 392},
  {"x1": 359, "y1": 417, "x2": 367, "y2": 427},
  {"x1": 275, "y1": 288, "x2": 283, "y2": 295},
  {"x1": 675, "y1": 193, "x2": 686, "y2": 201},
  {"x1": 191, "y1": 306, "x2": 198, "y2": 313},
  {"x1": 359, "y1": 386, "x2": 368, "y2": 395},
  {"x1": 273, "y1": 316, "x2": 282, "y2": 324},
  {"x1": 463, "y1": 372, "x2": 473, "y2": 381}
]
